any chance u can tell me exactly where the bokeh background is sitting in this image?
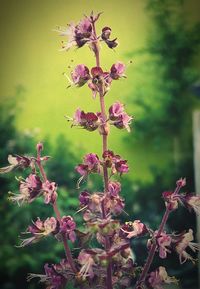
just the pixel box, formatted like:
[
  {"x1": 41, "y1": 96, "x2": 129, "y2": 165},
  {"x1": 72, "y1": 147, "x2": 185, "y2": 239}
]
[{"x1": 0, "y1": 0, "x2": 200, "y2": 288}]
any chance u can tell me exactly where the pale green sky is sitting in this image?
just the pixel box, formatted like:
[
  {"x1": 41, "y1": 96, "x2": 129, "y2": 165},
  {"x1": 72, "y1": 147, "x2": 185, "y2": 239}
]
[{"x1": 0, "y1": 0, "x2": 199, "y2": 181}]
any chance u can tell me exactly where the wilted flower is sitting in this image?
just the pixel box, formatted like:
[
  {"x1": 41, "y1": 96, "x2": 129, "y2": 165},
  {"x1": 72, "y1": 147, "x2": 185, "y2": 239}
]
[
  {"x1": 60, "y1": 216, "x2": 76, "y2": 243},
  {"x1": 110, "y1": 62, "x2": 126, "y2": 80},
  {"x1": 147, "y1": 266, "x2": 178, "y2": 289},
  {"x1": 42, "y1": 180, "x2": 58, "y2": 204},
  {"x1": 0, "y1": 154, "x2": 32, "y2": 174},
  {"x1": 173, "y1": 229, "x2": 199, "y2": 264},
  {"x1": 78, "y1": 251, "x2": 95, "y2": 280},
  {"x1": 101, "y1": 26, "x2": 118, "y2": 49},
  {"x1": 19, "y1": 217, "x2": 58, "y2": 247},
  {"x1": 9, "y1": 174, "x2": 42, "y2": 205},
  {"x1": 184, "y1": 194, "x2": 200, "y2": 215}
]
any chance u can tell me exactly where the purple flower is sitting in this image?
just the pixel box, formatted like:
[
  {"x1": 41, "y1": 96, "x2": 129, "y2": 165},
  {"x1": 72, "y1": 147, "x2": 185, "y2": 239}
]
[
  {"x1": 8, "y1": 174, "x2": 42, "y2": 205},
  {"x1": 72, "y1": 108, "x2": 100, "y2": 131},
  {"x1": 108, "y1": 181, "x2": 121, "y2": 197},
  {"x1": 42, "y1": 180, "x2": 58, "y2": 204},
  {"x1": 110, "y1": 62, "x2": 126, "y2": 80},
  {"x1": 75, "y1": 164, "x2": 89, "y2": 176},
  {"x1": 109, "y1": 102, "x2": 133, "y2": 132},
  {"x1": 102, "y1": 150, "x2": 129, "y2": 175},
  {"x1": 79, "y1": 191, "x2": 91, "y2": 206},
  {"x1": 60, "y1": 216, "x2": 76, "y2": 243},
  {"x1": 19, "y1": 217, "x2": 58, "y2": 247},
  {"x1": 113, "y1": 112, "x2": 133, "y2": 132},
  {"x1": 147, "y1": 266, "x2": 178, "y2": 289},
  {"x1": 84, "y1": 153, "x2": 100, "y2": 171},
  {"x1": 55, "y1": 16, "x2": 92, "y2": 51},
  {"x1": 71, "y1": 64, "x2": 90, "y2": 87},
  {"x1": 109, "y1": 102, "x2": 125, "y2": 120}
]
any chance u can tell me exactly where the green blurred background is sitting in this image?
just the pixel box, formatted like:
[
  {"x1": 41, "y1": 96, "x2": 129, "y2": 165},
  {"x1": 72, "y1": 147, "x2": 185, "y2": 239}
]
[{"x1": 0, "y1": 0, "x2": 200, "y2": 288}]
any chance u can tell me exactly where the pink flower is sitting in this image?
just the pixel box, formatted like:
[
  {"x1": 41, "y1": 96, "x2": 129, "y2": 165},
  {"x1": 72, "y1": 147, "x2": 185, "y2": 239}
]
[
  {"x1": 121, "y1": 220, "x2": 147, "y2": 238},
  {"x1": 60, "y1": 216, "x2": 76, "y2": 243},
  {"x1": 42, "y1": 180, "x2": 58, "y2": 204},
  {"x1": 152, "y1": 231, "x2": 172, "y2": 259},
  {"x1": 79, "y1": 191, "x2": 91, "y2": 206},
  {"x1": 173, "y1": 229, "x2": 199, "y2": 264},
  {"x1": 109, "y1": 102, "x2": 125, "y2": 120},
  {"x1": 110, "y1": 62, "x2": 126, "y2": 80},
  {"x1": 147, "y1": 266, "x2": 178, "y2": 289},
  {"x1": 71, "y1": 64, "x2": 90, "y2": 87},
  {"x1": 8, "y1": 174, "x2": 42, "y2": 205},
  {"x1": 113, "y1": 112, "x2": 133, "y2": 132},
  {"x1": 102, "y1": 150, "x2": 129, "y2": 175},
  {"x1": 108, "y1": 181, "x2": 121, "y2": 197},
  {"x1": 19, "y1": 217, "x2": 58, "y2": 247},
  {"x1": 55, "y1": 16, "x2": 92, "y2": 51},
  {"x1": 76, "y1": 153, "x2": 100, "y2": 177},
  {"x1": 109, "y1": 102, "x2": 133, "y2": 132},
  {"x1": 72, "y1": 108, "x2": 100, "y2": 131}
]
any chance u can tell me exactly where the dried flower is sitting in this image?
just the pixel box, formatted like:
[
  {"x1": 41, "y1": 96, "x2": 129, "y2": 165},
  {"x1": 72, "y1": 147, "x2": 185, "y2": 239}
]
[
  {"x1": 184, "y1": 194, "x2": 200, "y2": 215},
  {"x1": 0, "y1": 154, "x2": 32, "y2": 174},
  {"x1": 147, "y1": 266, "x2": 178, "y2": 289},
  {"x1": 78, "y1": 251, "x2": 95, "y2": 280},
  {"x1": 173, "y1": 229, "x2": 199, "y2": 264}
]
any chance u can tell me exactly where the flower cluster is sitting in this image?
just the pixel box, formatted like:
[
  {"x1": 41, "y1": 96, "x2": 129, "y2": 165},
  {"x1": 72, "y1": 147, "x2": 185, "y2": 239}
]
[{"x1": 0, "y1": 11, "x2": 199, "y2": 289}]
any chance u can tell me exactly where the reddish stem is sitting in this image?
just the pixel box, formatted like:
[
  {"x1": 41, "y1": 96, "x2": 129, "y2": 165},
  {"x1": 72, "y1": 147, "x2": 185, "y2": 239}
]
[
  {"x1": 36, "y1": 152, "x2": 77, "y2": 274},
  {"x1": 92, "y1": 19, "x2": 113, "y2": 289},
  {"x1": 135, "y1": 183, "x2": 182, "y2": 288}
]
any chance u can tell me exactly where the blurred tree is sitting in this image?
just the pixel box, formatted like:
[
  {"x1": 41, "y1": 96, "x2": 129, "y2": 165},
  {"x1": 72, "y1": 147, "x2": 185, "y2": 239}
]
[{"x1": 125, "y1": 0, "x2": 200, "y2": 288}]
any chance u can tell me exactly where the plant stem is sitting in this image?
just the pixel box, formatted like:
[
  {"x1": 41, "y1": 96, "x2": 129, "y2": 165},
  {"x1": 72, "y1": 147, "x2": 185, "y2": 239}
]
[
  {"x1": 92, "y1": 19, "x2": 113, "y2": 289},
  {"x1": 135, "y1": 183, "x2": 182, "y2": 288},
  {"x1": 36, "y1": 153, "x2": 77, "y2": 274}
]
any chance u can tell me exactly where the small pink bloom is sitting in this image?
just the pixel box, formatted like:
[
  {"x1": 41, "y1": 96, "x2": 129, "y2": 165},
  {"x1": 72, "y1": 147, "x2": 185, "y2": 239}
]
[
  {"x1": 71, "y1": 64, "x2": 90, "y2": 87},
  {"x1": 79, "y1": 191, "x2": 91, "y2": 206},
  {"x1": 60, "y1": 216, "x2": 76, "y2": 242},
  {"x1": 84, "y1": 153, "x2": 100, "y2": 172},
  {"x1": 121, "y1": 220, "x2": 147, "y2": 239},
  {"x1": 42, "y1": 180, "x2": 58, "y2": 204},
  {"x1": 19, "y1": 217, "x2": 58, "y2": 247},
  {"x1": 113, "y1": 112, "x2": 133, "y2": 132},
  {"x1": 110, "y1": 62, "x2": 126, "y2": 80},
  {"x1": 109, "y1": 102, "x2": 125, "y2": 120},
  {"x1": 176, "y1": 177, "x2": 186, "y2": 188},
  {"x1": 75, "y1": 164, "x2": 88, "y2": 176},
  {"x1": 108, "y1": 181, "x2": 121, "y2": 197},
  {"x1": 155, "y1": 231, "x2": 172, "y2": 259},
  {"x1": 162, "y1": 191, "x2": 179, "y2": 210}
]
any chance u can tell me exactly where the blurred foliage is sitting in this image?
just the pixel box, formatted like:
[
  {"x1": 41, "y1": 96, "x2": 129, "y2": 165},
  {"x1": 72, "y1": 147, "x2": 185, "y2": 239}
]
[
  {"x1": 125, "y1": 0, "x2": 200, "y2": 288},
  {"x1": 0, "y1": 88, "x2": 79, "y2": 289}
]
